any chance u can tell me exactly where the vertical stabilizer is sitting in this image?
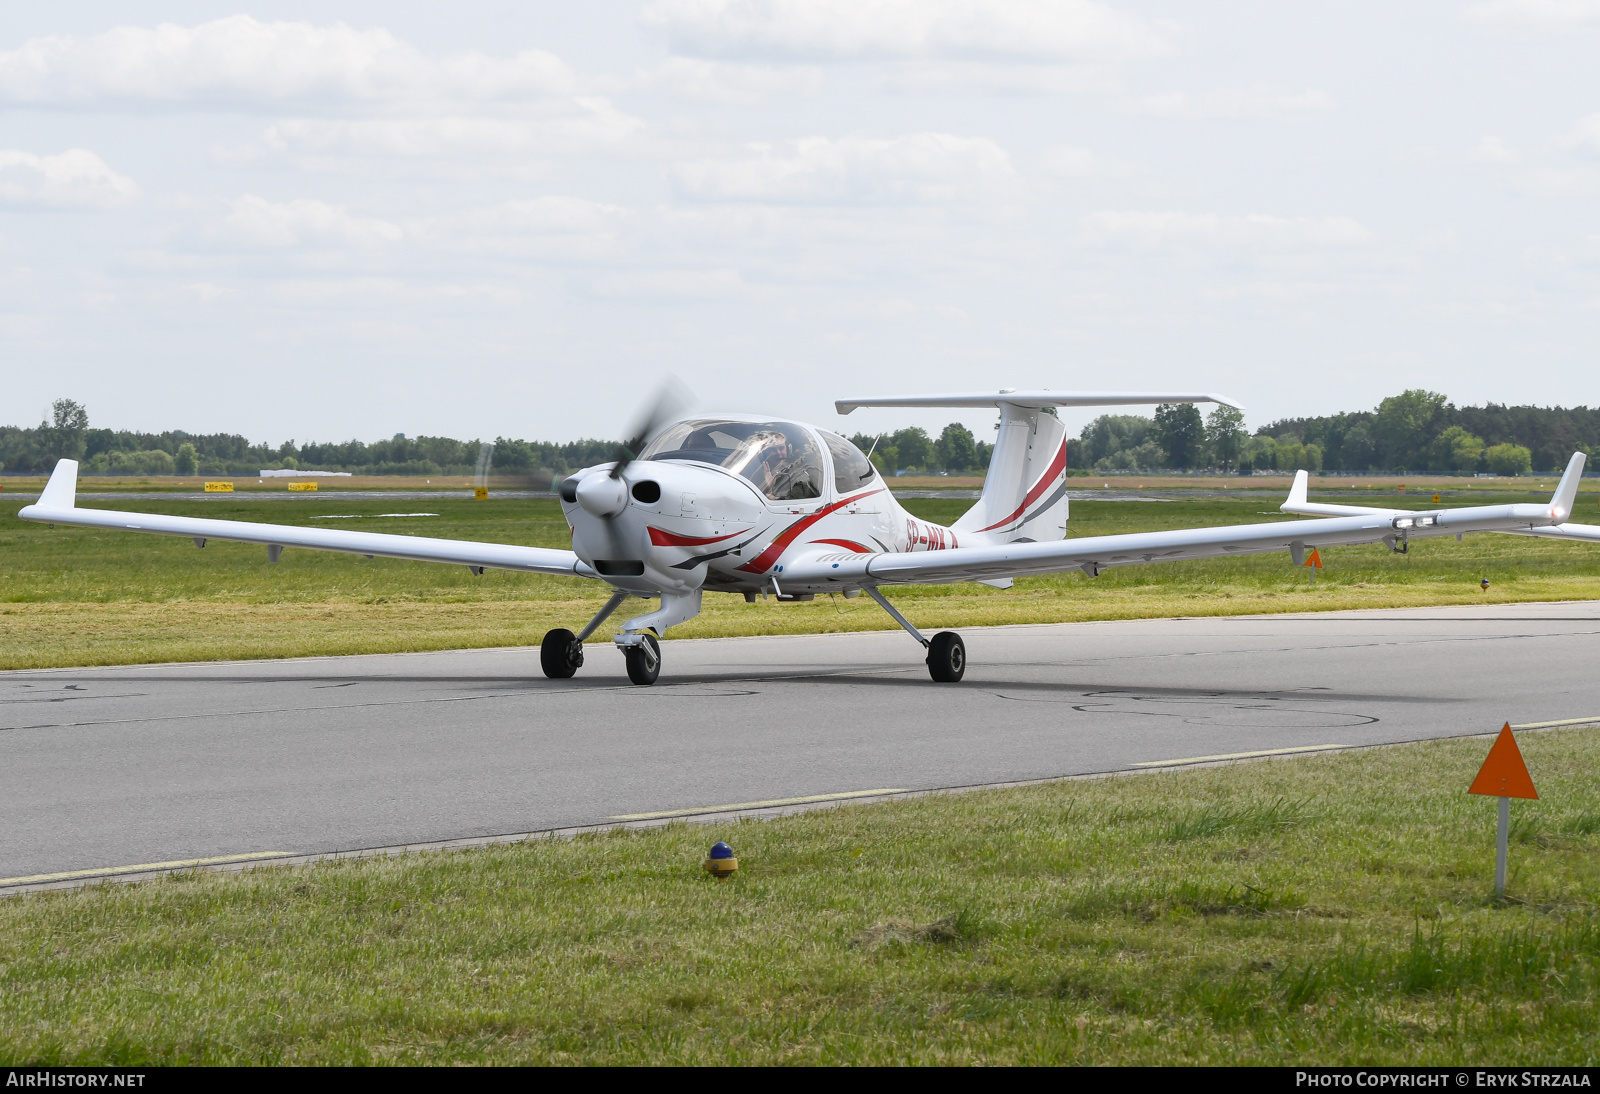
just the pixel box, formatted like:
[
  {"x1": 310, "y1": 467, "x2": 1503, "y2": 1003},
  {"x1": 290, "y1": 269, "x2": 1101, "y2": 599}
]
[
  {"x1": 39, "y1": 459, "x2": 78, "y2": 511},
  {"x1": 952, "y1": 403, "x2": 1068, "y2": 543}
]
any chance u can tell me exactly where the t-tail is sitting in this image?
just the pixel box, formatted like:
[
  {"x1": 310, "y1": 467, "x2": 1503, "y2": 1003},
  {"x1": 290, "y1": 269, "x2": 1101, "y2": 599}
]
[{"x1": 836, "y1": 388, "x2": 1244, "y2": 545}]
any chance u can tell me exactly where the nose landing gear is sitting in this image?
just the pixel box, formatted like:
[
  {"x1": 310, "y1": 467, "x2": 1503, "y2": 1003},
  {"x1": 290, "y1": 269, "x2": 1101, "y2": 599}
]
[{"x1": 621, "y1": 632, "x2": 661, "y2": 685}]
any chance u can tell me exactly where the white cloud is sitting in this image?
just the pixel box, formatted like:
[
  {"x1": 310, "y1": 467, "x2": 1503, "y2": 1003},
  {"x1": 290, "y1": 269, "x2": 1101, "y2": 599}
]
[
  {"x1": 1042, "y1": 145, "x2": 1096, "y2": 176},
  {"x1": 1084, "y1": 210, "x2": 1373, "y2": 248},
  {"x1": 1143, "y1": 88, "x2": 1334, "y2": 119},
  {"x1": 261, "y1": 101, "x2": 640, "y2": 158},
  {"x1": 1475, "y1": 135, "x2": 1521, "y2": 162},
  {"x1": 224, "y1": 195, "x2": 403, "y2": 247},
  {"x1": 0, "y1": 15, "x2": 575, "y2": 107},
  {"x1": 572, "y1": 268, "x2": 747, "y2": 300},
  {"x1": 1569, "y1": 114, "x2": 1600, "y2": 152},
  {"x1": 669, "y1": 132, "x2": 1014, "y2": 203},
  {"x1": 875, "y1": 61, "x2": 1116, "y2": 95},
  {"x1": 425, "y1": 196, "x2": 630, "y2": 241},
  {"x1": 186, "y1": 282, "x2": 224, "y2": 302},
  {"x1": 399, "y1": 197, "x2": 631, "y2": 261},
  {"x1": 368, "y1": 196, "x2": 634, "y2": 264},
  {"x1": 635, "y1": 58, "x2": 823, "y2": 101},
  {"x1": 0, "y1": 148, "x2": 138, "y2": 208},
  {"x1": 1465, "y1": 0, "x2": 1600, "y2": 25},
  {"x1": 642, "y1": 0, "x2": 1173, "y2": 63}
]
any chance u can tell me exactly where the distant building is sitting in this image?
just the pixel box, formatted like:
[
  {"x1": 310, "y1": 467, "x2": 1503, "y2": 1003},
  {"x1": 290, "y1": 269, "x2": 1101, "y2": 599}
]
[{"x1": 259, "y1": 469, "x2": 354, "y2": 477}]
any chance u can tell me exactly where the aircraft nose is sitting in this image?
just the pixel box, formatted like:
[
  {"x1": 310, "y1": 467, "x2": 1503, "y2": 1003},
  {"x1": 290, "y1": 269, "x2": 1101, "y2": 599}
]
[{"x1": 576, "y1": 473, "x2": 627, "y2": 518}]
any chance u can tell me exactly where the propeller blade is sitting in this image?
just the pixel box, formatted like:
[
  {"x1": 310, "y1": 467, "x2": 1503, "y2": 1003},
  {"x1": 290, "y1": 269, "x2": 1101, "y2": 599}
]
[{"x1": 610, "y1": 377, "x2": 693, "y2": 480}]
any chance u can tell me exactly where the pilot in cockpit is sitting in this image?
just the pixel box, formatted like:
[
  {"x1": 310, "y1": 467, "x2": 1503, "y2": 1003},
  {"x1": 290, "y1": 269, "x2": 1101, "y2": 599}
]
[{"x1": 751, "y1": 431, "x2": 791, "y2": 498}]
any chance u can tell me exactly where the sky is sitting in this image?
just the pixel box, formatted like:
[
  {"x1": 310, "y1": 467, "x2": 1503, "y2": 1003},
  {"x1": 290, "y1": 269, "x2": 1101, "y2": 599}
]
[{"x1": 1, "y1": 0, "x2": 1596, "y2": 446}]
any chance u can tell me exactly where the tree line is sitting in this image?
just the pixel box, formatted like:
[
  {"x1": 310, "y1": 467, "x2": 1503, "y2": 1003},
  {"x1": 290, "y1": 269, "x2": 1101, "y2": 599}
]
[
  {"x1": 0, "y1": 400, "x2": 996, "y2": 480},
  {"x1": 2, "y1": 391, "x2": 1587, "y2": 479},
  {"x1": 1074, "y1": 390, "x2": 1591, "y2": 475},
  {"x1": 0, "y1": 401, "x2": 621, "y2": 479}
]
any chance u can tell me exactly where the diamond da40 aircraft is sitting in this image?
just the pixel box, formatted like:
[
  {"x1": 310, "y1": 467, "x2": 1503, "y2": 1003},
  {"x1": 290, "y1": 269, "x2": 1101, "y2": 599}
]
[{"x1": 20, "y1": 389, "x2": 1600, "y2": 685}]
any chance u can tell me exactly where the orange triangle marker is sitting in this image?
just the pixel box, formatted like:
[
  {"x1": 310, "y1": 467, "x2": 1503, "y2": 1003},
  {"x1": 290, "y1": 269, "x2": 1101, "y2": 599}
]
[
  {"x1": 1468, "y1": 724, "x2": 1538, "y2": 800},
  {"x1": 1304, "y1": 548, "x2": 1323, "y2": 569}
]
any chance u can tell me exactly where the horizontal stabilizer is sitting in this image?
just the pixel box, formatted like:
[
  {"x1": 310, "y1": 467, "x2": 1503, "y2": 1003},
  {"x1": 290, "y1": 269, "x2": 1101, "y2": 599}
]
[{"x1": 835, "y1": 390, "x2": 1243, "y2": 414}]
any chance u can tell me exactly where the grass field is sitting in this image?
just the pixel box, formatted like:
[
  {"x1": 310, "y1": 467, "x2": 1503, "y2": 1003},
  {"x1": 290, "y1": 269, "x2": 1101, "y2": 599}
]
[
  {"x1": 3, "y1": 728, "x2": 1598, "y2": 1064},
  {"x1": 6, "y1": 485, "x2": 1600, "y2": 669}
]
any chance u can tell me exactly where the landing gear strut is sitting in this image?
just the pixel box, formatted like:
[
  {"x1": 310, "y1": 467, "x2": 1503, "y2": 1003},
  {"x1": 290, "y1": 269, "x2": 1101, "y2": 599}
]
[
  {"x1": 622, "y1": 632, "x2": 661, "y2": 685},
  {"x1": 863, "y1": 585, "x2": 966, "y2": 683},
  {"x1": 612, "y1": 588, "x2": 702, "y2": 686},
  {"x1": 539, "y1": 588, "x2": 630, "y2": 679}
]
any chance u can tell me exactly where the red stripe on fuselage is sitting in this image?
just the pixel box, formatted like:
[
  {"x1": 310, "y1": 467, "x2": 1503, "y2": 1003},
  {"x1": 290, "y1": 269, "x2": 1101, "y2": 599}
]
[
  {"x1": 975, "y1": 441, "x2": 1067, "y2": 533},
  {"x1": 648, "y1": 526, "x2": 743, "y2": 547},
  {"x1": 737, "y1": 489, "x2": 885, "y2": 573}
]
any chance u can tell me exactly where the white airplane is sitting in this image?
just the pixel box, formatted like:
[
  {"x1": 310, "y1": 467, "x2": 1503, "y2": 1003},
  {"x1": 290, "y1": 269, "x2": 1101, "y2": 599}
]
[{"x1": 19, "y1": 390, "x2": 1600, "y2": 686}]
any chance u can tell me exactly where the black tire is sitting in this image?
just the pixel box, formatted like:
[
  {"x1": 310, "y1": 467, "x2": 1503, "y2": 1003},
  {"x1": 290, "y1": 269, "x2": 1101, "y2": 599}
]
[
  {"x1": 624, "y1": 633, "x2": 661, "y2": 686},
  {"x1": 540, "y1": 628, "x2": 583, "y2": 679},
  {"x1": 926, "y1": 631, "x2": 966, "y2": 683}
]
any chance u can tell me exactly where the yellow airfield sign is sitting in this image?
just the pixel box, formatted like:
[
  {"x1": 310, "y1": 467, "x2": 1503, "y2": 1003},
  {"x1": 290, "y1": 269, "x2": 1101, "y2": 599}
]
[
  {"x1": 203, "y1": 482, "x2": 233, "y2": 492},
  {"x1": 288, "y1": 482, "x2": 318, "y2": 491}
]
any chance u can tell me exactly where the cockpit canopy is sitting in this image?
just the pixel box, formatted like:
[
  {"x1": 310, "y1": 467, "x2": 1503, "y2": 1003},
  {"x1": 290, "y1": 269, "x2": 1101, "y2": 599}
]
[
  {"x1": 819, "y1": 431, "x2": 876, "y2": 492},
  {"x1": 640, "y1": 419, "x2": 827, "y2": 501}
]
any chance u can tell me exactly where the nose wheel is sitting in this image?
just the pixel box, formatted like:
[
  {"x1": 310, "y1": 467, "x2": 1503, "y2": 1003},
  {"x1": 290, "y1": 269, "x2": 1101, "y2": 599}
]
[{"x1": 622, "y1": 633, "x2": 661, "y2": 686}]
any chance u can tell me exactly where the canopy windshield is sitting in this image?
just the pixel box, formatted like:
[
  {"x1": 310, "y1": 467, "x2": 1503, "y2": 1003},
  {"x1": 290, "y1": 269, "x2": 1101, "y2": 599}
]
[{"x1": 640, "y1": 420, "x2": 825, "y2": 501}]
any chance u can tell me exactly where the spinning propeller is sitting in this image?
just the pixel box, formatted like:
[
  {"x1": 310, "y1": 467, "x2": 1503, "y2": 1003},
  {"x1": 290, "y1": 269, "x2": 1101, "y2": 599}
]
[
  {"x1": 573, "y1": 379, "x2": 694, "y2": 560},
  {"x1": 609, "y1": 377, "x2": 692, "y2": 480}
]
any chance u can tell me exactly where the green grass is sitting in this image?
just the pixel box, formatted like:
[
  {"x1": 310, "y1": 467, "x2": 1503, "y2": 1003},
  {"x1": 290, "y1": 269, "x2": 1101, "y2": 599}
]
[
  {"x1": 5, "y1": 728, "x2": 1600, "y2": 1064},
  {"x1": 6, "y1": 487, "x2": 1600, "y2": 669}
]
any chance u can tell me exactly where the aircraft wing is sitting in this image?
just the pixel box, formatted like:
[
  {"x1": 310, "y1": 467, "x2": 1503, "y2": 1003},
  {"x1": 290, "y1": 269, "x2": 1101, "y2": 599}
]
[
  {"x1": 17, "y1": 460, "x2": 596, "y2": 578},
  {"x1": 1278, "y1": 470, "x2": 1406, "y2": 517},
  {"x1": 1279, "y1": 467, "x2": 1600, "y2": 543},
  {"x1": 780, "y1": 454, "x2": 1590, "y2": 590},
  {"x1": 1498, "y1": 523, "x2": 1600, "y2": 543}
]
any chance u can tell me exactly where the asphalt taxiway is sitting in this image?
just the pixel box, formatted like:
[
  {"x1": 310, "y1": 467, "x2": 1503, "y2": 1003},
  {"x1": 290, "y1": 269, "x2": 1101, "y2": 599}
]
[{"x1": 3, "y1": 601, "x2": 1597, "y2": 889}]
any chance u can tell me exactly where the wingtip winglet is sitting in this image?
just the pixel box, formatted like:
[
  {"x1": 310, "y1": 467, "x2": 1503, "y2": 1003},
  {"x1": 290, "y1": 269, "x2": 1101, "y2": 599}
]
[
  {"x1": 1283, "y1": 469, "x2": 1309, "y2": 512},
  {"x1": 1551, "y1": 451, "x2": 1586, "y2": 522},
  {"x1": 38, "y1": 458, "x2": 78, "y2": 511}
]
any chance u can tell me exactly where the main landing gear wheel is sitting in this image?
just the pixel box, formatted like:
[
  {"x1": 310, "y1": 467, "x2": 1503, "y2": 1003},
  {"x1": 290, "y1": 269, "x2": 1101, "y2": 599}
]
[
  {"x1": 540, "y1": 628, "x2": 583, "y2": 679},
  {"x1": 624, "y1": 633, "x2": 661, "y2": 686},
  {"x1": 926, "y1": 631, "x2": 966, "y2": 683}
]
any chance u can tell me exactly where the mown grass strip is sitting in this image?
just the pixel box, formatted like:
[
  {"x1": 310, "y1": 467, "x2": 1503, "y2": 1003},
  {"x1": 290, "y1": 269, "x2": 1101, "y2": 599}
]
[
  {"x1": 1133, "y1": 744, "x2": 1344, "y2": 766},
  {"x1": 0, "y1": 851, "x2": 295, "y2": 887}
]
